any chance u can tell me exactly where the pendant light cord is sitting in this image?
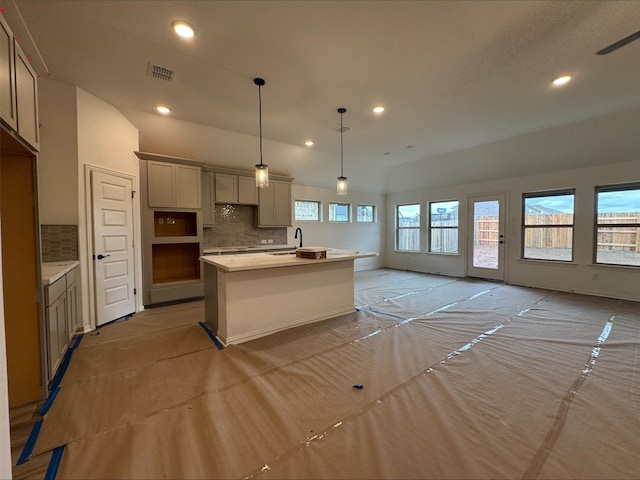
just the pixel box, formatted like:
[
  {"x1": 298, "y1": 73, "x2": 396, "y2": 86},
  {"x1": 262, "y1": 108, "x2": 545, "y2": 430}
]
[
  {"x1": 340, "y1": 110, "x2": 344, "y2": 177},
  {"x1": 258, "y1": 83, "x2": 263, "y2": 167}
]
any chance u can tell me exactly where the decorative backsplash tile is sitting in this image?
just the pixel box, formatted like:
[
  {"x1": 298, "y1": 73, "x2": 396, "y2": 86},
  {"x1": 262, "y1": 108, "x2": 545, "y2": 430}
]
[
  {"x1": 203, "y1": 205, "x2": 287, "y2": 248},
  {"x1": 41, "y1": 224, "x2": 79, "y2": 262}
]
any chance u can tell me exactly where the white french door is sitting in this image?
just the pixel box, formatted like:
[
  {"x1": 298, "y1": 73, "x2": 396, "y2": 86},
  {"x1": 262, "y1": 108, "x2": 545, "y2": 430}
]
[
  {"x1": 467, "y1": 194, "x2": 506, "y2": 281},
  {"x1": 91, "y1": 171, "x2": 136, "y2": 326}
]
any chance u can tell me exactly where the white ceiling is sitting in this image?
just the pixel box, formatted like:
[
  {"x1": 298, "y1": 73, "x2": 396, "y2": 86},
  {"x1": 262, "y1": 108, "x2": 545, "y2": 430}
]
[{"x1": 6, "y1": 1, "x2": 640, "y2": 193}]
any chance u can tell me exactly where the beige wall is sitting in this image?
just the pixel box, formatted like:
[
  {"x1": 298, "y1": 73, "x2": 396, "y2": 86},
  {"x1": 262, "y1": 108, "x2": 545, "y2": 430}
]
[
  {"x1": 290, "y1": 184, "x2": 385, "y2": 271},
  {"x1": 37, "y1": 79, "x2": 79, "y2": 224},
  {"x1": 75, "y1": 87, "x2": 142, "y2": 327},
  {"x1": 386, "y1": 159, "x2": 640, "y2": 301}
]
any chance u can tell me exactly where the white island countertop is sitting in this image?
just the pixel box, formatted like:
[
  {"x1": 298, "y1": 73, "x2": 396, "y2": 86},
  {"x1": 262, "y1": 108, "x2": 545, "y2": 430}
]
[
  {"x1": 202, "y1": 244, "x2": 296, "y2": 255},
  {"x1": 201, "y1": 248, "x2": 377, "y2": 272}
]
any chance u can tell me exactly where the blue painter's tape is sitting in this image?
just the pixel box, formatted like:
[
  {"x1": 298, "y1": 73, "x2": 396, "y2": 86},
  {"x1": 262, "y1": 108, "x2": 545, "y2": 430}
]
[
  {"x1": 358, "y1": 305, "x2": 407, "y2": 322},
  {"x1": 49, "y1": 347, "x2": 74, "y2": 391},
  {"x1": 17, "y1": 419, "x2": 43, "y2": 465},
  {"x1": 198, "y1": 322, "x2": 224, "y2": 350},
  {"x1": 44, "y1": 445, "x2": 65, "y2": 480},
  {"x1": 39, "y1": 386, "x2": 61, "y2": 416},
  {"x1": 71, "y1": 334, "x2": 84, "y2": 349}
]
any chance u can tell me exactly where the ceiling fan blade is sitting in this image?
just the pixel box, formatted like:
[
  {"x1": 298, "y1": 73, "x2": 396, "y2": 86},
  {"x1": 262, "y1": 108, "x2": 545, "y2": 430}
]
[{"x1": 596, "y1": 29, "x2": 640, "y2": 55}]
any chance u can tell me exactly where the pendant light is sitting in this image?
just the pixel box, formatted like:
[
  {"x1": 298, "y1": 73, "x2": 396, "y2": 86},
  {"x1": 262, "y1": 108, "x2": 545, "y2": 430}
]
[
  {"x1": 337, "y1": 107, "x2": 348, "y2": 195},
  {"x1": 254, "y1": 78, "x2": 269, "y2": 188}
]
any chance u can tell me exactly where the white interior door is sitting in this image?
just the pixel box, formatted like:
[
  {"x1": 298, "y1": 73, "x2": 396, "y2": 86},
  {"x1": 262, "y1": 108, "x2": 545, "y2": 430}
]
[
  {"x1": 92, "y1": 171, "x2": 135, "y2": 326},
  {"x1": 467, "y1": 194, "x2": 506, "y2": 281}
]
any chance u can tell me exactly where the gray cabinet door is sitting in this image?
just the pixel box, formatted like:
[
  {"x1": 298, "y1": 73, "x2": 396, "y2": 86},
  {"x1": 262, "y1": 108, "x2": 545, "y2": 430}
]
[
  {"x1": 176, "y1": 165, "x2": 201, "y2": 208},
  {"x1": 0, "y1": 14, "x2": 17, "y2": 130},
  {"x1": 14, "y1": 41, "x2": 39, "y2": 151},
  {"x1": 238, "y1": 176, "x2": 258, "y2": 205},
  {"x1": 202, "y1": 172, "x2": 215, "y2": 226},
  {"x1": 147, "y1": 161, "x2": 176, "y2": 207},
  {"x1": 66, "y1": 279, "x2": 78, "y2": 340},
  {"x1": 258, "y1": 181, "x2": 291, "y2": 226},
  {"x1": 274, "y1": 181, "x2": 292, "y2": 226},
  {"x1": 215, "y1": 173, "x2": 237, "y2": 203},
  {"x1": 46, "y1": 292, "x2": 67, "y2": 378}
]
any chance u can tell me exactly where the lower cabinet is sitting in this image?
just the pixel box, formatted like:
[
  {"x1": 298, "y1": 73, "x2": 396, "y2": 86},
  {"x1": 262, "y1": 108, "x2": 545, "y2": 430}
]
[
  {"x1": 45, "y1": 266, "x2": 78, "y2": 380},
  {"x1": 66, "y1": 272, "x2": 78, "y2": 338}
]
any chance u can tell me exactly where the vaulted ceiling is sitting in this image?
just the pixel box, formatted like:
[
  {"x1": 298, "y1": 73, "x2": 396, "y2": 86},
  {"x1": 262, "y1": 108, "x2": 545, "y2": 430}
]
[{"x1": 6, "y1": 1, "x2": 640, "y2": 192}]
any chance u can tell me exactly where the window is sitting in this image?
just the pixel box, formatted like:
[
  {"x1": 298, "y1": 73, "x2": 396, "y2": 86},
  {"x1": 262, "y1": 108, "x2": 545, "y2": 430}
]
[
  {"x1": 329, "y1": 203, "x2": 350, "y2": 222},
  {"x1": 595, "y1": 184, "x2": 640, "y2": 266},
  {"x1": 522, "y1": 190, "x2": 575, "y2": 261},
  {"x1": 396, "y1": 204, "x2": 420, "y2": 251},
  {"x1": 356, "y1": 205, "x2": 375, "y2": 223},
  {"x1": 429, "y1": 200, "x2": 459, "y2": 254},
  {"x1": 294, "y1": 200, "x2": 321, "y2": 221}
]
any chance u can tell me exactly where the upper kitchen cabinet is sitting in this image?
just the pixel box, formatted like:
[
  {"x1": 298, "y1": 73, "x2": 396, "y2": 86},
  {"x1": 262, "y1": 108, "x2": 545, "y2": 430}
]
[
  {"x1": 258, "y1": 180, "x2": 292, "y2": 227},
  {"x1": 215, "y1": 173, "x2": 236, "y2": 204},
  {"x1": 0, "y1": 13, "x2": 39, "y2": 151},
  {"x1": 146, "y1": 160, "x2": 201, "y2": 209},
  {"x1": 238, "y1": 176, "x2": 258, "y2": 205},
  {"x1": 215, "y1": 173, "x2": 258, "y2": 205},
  {"x1": 0, "y1": 14, "x2": 17, "y2": 131},
  {"x1": 14, "y1": 41, "x2": 39, "y2": 150},
  {"x1": 201, "y1": 171, "x2": 215, "y2": 226}
]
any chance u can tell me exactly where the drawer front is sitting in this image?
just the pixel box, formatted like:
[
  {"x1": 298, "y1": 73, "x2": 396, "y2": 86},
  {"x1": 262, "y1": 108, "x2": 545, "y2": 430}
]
[
  {"x1": 65, "y1": 266, "x2": 78, "y2": 286},
  {"x1": 45, "y1": 276, "x2": 66, "y2": 306}
]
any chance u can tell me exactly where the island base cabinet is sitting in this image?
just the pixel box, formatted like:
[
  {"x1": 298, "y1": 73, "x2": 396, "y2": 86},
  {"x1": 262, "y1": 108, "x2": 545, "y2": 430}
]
[{"x1": 205, "y1": 260, "x2": 355, "y2": 345}]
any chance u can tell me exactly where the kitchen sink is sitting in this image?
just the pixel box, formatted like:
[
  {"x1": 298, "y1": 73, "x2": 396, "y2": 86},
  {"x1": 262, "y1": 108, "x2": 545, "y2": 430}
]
[{"x1": 269, "y1": 251, "x2": 296, "y2": 256}]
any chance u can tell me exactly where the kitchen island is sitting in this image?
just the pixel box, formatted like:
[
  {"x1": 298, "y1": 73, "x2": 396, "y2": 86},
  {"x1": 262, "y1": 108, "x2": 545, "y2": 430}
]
[{"x1": 201, "y1": 248, "x2": 377, "y2": 345}]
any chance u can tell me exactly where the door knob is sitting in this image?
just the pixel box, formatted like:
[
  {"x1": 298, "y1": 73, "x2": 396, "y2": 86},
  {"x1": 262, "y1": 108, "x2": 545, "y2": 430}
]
[{"x1": 97, "y1": 254, "x2": 110, "y2": 260}]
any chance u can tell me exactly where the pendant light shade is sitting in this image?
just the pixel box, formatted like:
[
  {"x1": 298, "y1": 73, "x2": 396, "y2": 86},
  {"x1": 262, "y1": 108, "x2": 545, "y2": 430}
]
[
  {"x1": 337, "y1": 107, "x2": 347, "y2": 195},
  {"x1": 254, "y1": 78, "x2": 269, "y2": 188}
]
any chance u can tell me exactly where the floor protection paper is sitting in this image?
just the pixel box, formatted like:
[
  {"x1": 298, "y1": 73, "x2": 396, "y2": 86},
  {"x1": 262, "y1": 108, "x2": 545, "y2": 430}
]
[{"x1": 27, "y1": 269, "x2": 640, "y2": 479}]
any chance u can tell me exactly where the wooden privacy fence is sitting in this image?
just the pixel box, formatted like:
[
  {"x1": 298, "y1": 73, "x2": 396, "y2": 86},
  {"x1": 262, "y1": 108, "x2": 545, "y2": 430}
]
[
  {"x1": 476, "y1": 213, "x2": 640, "y2": 252},
  {"x1": 596, "y1": 213, "x2": 640, "y2": 251}
]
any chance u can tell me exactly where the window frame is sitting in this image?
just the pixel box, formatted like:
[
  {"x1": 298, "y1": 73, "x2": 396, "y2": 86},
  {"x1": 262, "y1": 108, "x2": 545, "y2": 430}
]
[
  {"x1": 356, "y1": 204, "x2": 376, "y2": 223},
  {"x1": 294, "y1": 199, "x2": 322, "y2": 222},
  {"x1": 428, "y1": 199, "x2": 459, "y2": 254},
  {"x1": 328, "y1": 202, "x2": 351, "y2": 223},
  {"x1": 594, "y1": 183, "x2": 640, "y2": 267},
  {"x1": 396, "y1": 203, "x2": 421, "y2": 252},
  {"x1": 521, "y1": 189, "x2": 575, "y2": 262}
]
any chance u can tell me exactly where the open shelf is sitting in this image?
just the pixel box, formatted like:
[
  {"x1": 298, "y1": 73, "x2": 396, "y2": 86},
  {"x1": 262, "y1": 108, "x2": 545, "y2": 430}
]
[
  {"x1": 152, "y1": 243, "x2": 200, "y2": 284},
  {"x1": 154, "y1": 211, "x2": 197, "y2": 237}
]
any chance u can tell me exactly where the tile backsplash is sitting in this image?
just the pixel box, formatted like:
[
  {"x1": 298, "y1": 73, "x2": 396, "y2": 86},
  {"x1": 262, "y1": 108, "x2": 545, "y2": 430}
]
[
  {"x1": 203, "y1": 205, "x2": 287, "y2": 248},
  {"x1": 41, "y1": 224, "x2": 78, "y2": 262}
]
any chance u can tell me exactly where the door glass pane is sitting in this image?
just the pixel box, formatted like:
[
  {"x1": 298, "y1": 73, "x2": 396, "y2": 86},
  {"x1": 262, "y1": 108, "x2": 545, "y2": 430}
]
[{"x1": 473, "y1": 200, "x2": 499, "y2": 269}]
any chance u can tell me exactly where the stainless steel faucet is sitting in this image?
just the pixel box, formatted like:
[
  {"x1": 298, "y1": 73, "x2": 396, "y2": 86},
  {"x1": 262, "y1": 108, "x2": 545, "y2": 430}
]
[{"x1": 294, "y1": 227, "x2": 303, "y2": 248}]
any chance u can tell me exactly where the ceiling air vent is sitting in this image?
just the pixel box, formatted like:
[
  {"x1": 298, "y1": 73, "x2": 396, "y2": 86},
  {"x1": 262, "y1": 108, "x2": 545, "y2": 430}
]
[{"x1": 148, "y1": 63, "x2": 174, "y2": 81}]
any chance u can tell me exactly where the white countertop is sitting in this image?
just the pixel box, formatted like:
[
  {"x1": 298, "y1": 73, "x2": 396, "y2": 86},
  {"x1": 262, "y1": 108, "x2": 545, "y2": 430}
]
[
  {"x1": 42, "y1": 261, "x2": 79, "y2": 285},
  {"x1": 202, "y1": 244, "x2": 297, "y2": 255},
  {"x1": 201, "y1": 248, "x2": 377, "y2": 272}
]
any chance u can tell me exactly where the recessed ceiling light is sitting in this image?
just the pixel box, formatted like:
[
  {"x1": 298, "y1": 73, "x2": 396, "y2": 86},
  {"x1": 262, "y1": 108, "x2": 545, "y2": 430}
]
[
  {"x1": 156, "y1": 105, "x2": 172, "y2": 115},
  {"x1": 552, "y1": 75, "x2": 572, "y2": 86},
  {"x1": 304, "y1": 140, "x2": 314, "y2": 147},
  {"x1": 372, "y1": 105, "x2": 385, "y2": 114},
  {"x1": 172, "y1": 21, "x2": 195, "y2": 38}
]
